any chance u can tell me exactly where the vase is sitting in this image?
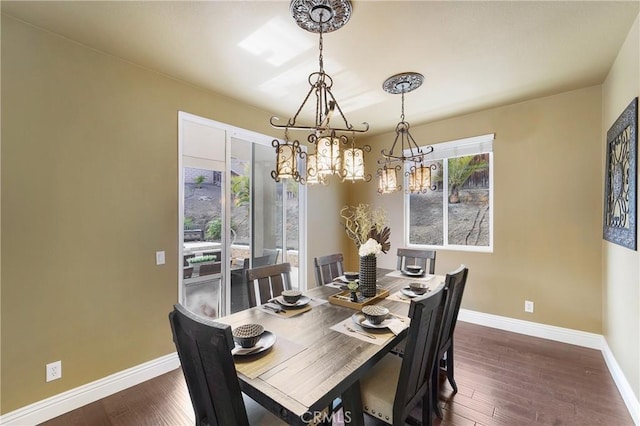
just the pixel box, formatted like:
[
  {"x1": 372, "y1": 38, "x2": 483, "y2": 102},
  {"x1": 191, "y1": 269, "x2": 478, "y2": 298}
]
[{"x1": 359, "y1": 254, "x2": 377, "y2": 297}]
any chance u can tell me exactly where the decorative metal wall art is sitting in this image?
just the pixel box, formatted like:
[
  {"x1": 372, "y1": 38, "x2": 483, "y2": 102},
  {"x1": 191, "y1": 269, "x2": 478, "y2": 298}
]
[{"x1": 603, "y1": 97, "x2": 637, "y2": 250}]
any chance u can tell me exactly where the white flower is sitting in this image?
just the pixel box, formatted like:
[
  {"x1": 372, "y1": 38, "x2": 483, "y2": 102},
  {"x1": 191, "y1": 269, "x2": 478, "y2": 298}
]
[{"x1": 359, "y1": 238, "x2": 382, "y2": 257}]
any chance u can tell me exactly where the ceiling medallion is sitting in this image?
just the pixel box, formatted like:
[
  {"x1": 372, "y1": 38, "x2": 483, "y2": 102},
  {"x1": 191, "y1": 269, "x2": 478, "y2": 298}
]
[
  {"x1": 290, "y1": 0, "x2": 352, "y2": 33},
  {"x1": 382, "y1": 72, "x2": 425, "y2": 95}
]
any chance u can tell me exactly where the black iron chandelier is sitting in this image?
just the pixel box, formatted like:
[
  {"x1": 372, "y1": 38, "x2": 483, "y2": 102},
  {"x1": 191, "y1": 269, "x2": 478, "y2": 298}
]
[
  {"x1": 377, "y1": 72, "x2": 435, "y2": 194},
  {"x1": 270, "y1": 0, "x2": 370, "y2": 185}
]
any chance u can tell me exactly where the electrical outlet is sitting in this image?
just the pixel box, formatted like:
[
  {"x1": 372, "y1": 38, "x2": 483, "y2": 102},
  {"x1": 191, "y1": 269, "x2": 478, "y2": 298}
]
[
  {"x1": 524, "y1": 300, "x2": 534, "y2": 313},
  {"x1": 46, "y1": 360, "x2": 62, "y2": 382}
]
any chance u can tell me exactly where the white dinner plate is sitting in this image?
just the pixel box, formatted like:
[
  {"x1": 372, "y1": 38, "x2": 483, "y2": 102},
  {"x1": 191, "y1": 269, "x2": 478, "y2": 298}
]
[
  {"x1": 232, "y1": 331, "x2": 276, "y2": 356},
  {"x1": 351, "y1": 312, "x2": 392, "y2": 329},
  {"x1": 333, "y1": 276, "x2": 359, "y2": 284},
  {"x1": 401, "y1": 287, "x2": 430, "y2": 298},
  {"x1": 401, "y1": 269, "x2": 425, "y2": 277},
  {"x1": 274, "y1": 295, "x2": 311, "y2": 308}
]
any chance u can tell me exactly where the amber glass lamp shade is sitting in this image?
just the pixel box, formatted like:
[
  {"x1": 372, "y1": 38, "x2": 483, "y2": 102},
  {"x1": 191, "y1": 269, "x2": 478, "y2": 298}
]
[
  {"x1": 377, "y1": 164, "x2": 400, "y2": 194},
  {"x1": 408, "y1": 164, "x2": 431, "y2": 193},
  {"x1": 342, "y1": 147, "x2": 366, "y2": 182},
  {"x1": 316, "y1": 136, "x2": 342, "y2": 176}
]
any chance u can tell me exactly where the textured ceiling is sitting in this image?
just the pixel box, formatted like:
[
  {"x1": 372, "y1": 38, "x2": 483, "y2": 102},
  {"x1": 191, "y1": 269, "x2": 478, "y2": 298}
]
[{"x1": 3, "y1": 1, "x2": 639, "y2": 135}]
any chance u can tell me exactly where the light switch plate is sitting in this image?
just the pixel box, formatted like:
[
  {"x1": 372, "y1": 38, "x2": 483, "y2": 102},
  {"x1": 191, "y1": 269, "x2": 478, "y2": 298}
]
[{"x1": 156, "y1": 251, "x2": 165, "y2": 265}]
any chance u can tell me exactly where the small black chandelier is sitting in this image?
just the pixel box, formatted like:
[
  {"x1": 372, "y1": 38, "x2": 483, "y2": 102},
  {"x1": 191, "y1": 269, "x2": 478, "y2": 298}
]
[{"x1": 377, "y1": 72, "x2": 435, "y2": 194}]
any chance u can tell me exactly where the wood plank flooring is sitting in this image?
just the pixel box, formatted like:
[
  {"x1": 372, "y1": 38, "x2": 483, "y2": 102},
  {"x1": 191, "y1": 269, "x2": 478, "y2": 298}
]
[{"x1": 41, "y1": 322, "x2": 633, "y2": 425}]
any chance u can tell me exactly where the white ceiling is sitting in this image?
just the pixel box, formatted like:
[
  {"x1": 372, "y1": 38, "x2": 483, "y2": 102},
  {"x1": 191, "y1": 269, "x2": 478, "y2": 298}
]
[{"x1": 3, "y1": 1, "x2": 639, "y2": 135}]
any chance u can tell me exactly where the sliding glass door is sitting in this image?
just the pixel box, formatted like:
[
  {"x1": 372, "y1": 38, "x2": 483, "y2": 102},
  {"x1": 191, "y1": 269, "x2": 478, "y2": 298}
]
[
  {"x1": 229, "y1": 139, "x2": 303, "y2": 313},
  {"x1": 179, "y1": 112, "x2": 305, "y2": 318},
  {"x1": 179, "y1": 115, "x2": 227, "y2": 320}
]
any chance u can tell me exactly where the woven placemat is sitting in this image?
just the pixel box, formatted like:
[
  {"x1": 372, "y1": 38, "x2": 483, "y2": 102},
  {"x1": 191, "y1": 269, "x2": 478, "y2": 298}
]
[{"x1": 234, "y1": 335, "x2": 306, "y2": 379}]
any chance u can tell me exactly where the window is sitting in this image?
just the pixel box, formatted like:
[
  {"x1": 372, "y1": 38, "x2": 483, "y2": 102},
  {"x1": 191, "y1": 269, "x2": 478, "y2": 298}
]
[{"x1": 405, "y1": 133, "x2": 494, "y2": 252}]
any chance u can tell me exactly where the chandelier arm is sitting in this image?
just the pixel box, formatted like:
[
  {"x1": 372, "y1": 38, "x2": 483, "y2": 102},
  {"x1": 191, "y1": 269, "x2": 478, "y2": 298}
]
[
  {"x1": 381, "y1": 131, "x2": 402, "y2": 159},
  {"x1": 326, "y1": 89, "x2": 354, "y2": 131},
  {"x1": 405, "y1": 130, "x2": 425, "y2": 158},
  {"x1": 270, "y1": 82, "x2": 319, "y2": 129}
]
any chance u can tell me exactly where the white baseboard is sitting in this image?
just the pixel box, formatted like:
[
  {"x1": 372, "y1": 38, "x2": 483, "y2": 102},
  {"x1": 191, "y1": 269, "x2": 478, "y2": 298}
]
[
  {"x1": 2, "y1": 311, "x2": 639, "y2": 425},
  {"x1": 602, "y1": 342, "x2": 640, "y2": 425},
  {"x1": 0, "y1": 352, "x2": 180, "y2": 426},
  {"x1": 458, "y1": 308, "x2": 605, "y2": 349},
  {"x1": 459, "y1": 308, "x2": 639, "y2": 425}
]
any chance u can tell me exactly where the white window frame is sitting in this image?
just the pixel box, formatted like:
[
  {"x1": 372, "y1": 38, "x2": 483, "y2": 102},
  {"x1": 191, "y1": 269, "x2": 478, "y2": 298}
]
[{"x1": 404, "y1": 133, "x2": 494, "y2": 253}]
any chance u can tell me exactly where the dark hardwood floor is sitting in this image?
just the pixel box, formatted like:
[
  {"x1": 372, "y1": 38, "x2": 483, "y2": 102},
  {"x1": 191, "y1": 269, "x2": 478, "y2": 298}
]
[{"x1": 41, "y1": 322, "x2": 633, "y2": 425}]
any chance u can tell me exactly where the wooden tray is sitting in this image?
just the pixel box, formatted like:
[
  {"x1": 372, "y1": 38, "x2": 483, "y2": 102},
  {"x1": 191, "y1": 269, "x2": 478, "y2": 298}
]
[{"x1": 328, "y1": 288, "x2": 390, "y2": 310}]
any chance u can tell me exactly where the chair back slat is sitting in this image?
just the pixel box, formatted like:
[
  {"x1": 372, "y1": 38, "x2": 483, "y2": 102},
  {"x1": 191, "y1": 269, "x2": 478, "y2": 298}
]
[
  {"x1": 246, "y1": 263, "x2": 292, "y2": 307},
  {"x1": 396, "y1": 248, "x2": 437, "y2": 274},
  {"x1": 438, "y1": 265, "x2": 469, "y2": 354},
  {"x1": 169, "y1": 304, "x2": 250, "y2": 426},
  {"x1": 393, "y1": 286, "x2": 446, "y2": 422},
  {"x1": 313, "y1": 253, "x2": 344, "y2": 286}
]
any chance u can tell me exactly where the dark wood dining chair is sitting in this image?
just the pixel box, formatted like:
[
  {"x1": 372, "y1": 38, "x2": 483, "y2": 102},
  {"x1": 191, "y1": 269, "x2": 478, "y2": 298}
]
[
  {"x1": 431, "y1": 264, "x2": 469, "y2": 418},
  {"x1": 230, "y1": 258, "x2": 251, "y2": 313},
  {"x1": 262, "y1": 248, "x2": 280, "y2": 264},
  {"x1": 245, "y1": 263, "x2": 293, "y2": 307},
  {"x1": 396, "y1": 248, "x2": 437, "y2": 274},
  {"x1": 313, "y1": 253, "x2": 344, "y2": 286},
  {"x1": 358, "y1": 286, "x2": 446, "y2": 426},
  {"x1": 252, "y1": 254, "x2": 274, "y2": 268},
  {"x1": 168, "y1": 304, "x2": 286, "y2": 426}
]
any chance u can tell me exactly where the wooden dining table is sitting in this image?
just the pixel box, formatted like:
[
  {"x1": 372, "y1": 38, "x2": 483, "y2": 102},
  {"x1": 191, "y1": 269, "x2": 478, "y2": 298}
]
[{"x1": 216, "y1": 268, "x2": 446, "y2": 425}]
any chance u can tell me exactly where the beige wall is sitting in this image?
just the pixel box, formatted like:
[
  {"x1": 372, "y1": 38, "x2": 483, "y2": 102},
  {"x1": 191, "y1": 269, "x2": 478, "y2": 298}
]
[
  {"x1": 306, "y1": 184, "x2": 349, "y2": 287},
  {"x1": 355, "y1": 86, "x2": 603, "y2": 334},
  {"x1": 2, "y1": 8, "x2": 638, "y2": 418},
  {"x1": 0, "y1": 15, "x2": 338, "y2": 413},
  {"x1": 602, "y1": 14, "x2": 640, "y2": 402}
]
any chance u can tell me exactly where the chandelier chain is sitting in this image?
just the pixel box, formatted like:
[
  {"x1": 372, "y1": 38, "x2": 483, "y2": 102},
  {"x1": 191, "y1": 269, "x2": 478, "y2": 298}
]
[{"x1": 318, "y1": 20, "x2": 324, "y2": 74}]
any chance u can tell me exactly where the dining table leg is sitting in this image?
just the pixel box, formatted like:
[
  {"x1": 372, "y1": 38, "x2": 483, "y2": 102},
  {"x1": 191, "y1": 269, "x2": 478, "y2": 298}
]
[{"x1": 341, "y1": 381, "x2": 365, "y2": 425}]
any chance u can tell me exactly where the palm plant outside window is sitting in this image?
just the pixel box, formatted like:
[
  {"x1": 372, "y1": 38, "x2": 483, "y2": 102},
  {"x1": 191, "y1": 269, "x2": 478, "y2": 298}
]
[{"x1": 405, "y1": 134, "x2": 494, "y2": 252}]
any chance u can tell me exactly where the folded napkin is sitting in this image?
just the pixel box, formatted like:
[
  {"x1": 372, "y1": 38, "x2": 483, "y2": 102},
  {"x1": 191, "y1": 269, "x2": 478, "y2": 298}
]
[
  {"x1": 260, "y1": 303, "x2": 312, "y2": 318},
  {"x1": 387, "y1": 291, "x2": 412, "y2": 304},
  {"x1": 232, "y1": 345, "x2": 264, "y2": 356},
  {"x1": 386, "y1": 318, "x2": 407, "y2": 335},
  {"x1": 326, "y1": 281, "x2": 344, "y2": 289}
]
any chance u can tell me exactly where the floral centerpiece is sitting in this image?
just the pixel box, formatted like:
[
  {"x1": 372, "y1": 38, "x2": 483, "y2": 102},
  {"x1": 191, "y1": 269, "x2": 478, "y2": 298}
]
[{"x1": 340, "y1": 204, "x2": 391, "y2": 297}]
